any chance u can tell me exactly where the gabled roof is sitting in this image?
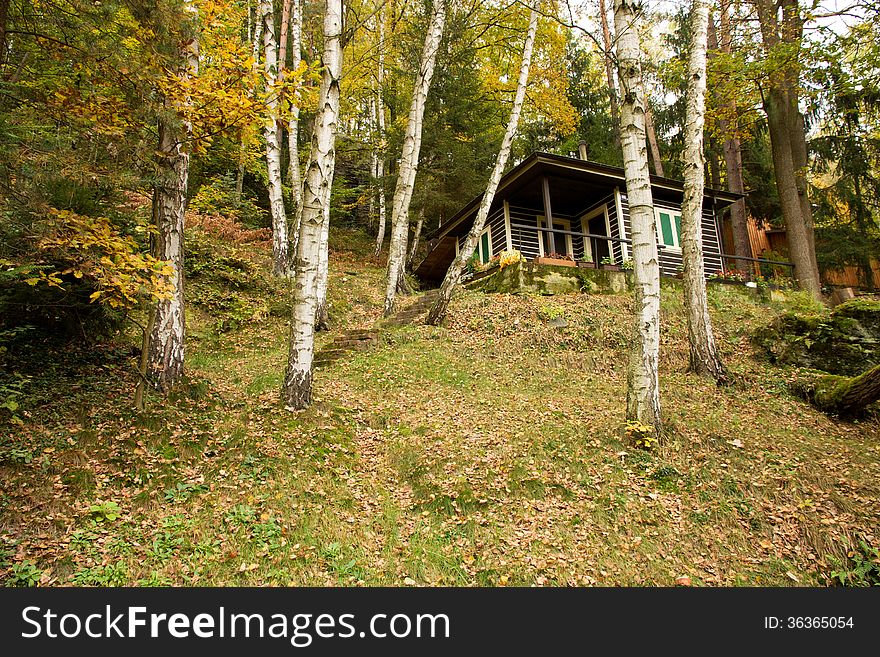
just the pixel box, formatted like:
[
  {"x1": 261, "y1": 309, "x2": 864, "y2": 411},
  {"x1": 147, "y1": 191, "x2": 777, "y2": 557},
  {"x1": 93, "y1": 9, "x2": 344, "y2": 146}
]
[{"x1": 425, "y1": 152, "x2": 744, "y2": 241}]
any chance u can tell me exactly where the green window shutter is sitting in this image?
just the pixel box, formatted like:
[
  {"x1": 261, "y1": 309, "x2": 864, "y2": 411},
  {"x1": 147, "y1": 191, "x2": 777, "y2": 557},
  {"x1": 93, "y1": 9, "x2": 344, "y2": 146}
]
[
  {"x1": 659, "y1": 212, "x2": 674, "y2": 246},
  {"x1": 481, "y1": 231, "x2": 490, "y2": 263},
  {"x1": 674, "y1": 215, "x2": 682, "y2": 247}
]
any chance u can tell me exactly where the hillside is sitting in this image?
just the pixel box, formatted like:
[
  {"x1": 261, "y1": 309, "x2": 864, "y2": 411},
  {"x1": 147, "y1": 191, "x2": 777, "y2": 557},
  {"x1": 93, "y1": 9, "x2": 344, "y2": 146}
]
[{"x1": 2, "y1": 224, "x2": 879, "y2": 588}]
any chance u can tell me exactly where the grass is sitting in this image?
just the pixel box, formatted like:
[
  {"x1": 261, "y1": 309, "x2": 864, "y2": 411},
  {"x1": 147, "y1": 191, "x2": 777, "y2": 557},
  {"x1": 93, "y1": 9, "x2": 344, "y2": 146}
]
[{"x1": 1, "y1": 225, "x2": 879, "y2": 587}]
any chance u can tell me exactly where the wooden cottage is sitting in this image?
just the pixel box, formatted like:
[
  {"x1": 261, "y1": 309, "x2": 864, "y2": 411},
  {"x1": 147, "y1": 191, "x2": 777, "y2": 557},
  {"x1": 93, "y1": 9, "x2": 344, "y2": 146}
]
[{"x1": 414, "y1": 151, "x2": 743, "y2": 283}]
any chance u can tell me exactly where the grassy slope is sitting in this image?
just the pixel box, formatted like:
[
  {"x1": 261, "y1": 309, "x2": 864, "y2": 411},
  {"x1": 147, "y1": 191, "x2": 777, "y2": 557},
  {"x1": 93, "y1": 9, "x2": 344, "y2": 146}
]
[{"x1": 1, "y1": 226, "x2": 879, "y2": 587}]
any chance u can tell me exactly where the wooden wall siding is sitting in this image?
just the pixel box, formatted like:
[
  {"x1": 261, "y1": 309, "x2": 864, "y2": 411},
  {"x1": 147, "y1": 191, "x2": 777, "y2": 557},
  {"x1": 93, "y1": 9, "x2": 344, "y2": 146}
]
[
  {"x1": 822, "y1": 260, "x2": 880, "y2": 289},
  {"x1": 581, "y1": 194, "x2": 620, "y2": 263},
  {"x1": 456, "y1": 207, "x2": 506, "y2": 260},
  {"x1": 507, "y1": 206, "x2": 584, "y2": 259},
  {"x1": 618, "y1": 194, "x2": 724, "y2": 277}
]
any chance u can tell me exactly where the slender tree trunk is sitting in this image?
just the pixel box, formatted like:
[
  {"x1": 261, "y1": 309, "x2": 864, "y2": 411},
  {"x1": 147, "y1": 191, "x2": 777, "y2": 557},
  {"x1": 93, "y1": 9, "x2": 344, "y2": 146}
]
[
  {"x1": 148, "y1": 9, "x2": 198, "y2": 392},
  {"x1": 261, "y1": 0, "x2": 290, "y2": 277},
  {"x1": 236, "y1": 6, "x2": 264, "y2": 207},
  {"x1": 383, "y1": 0, "x2": 446, "y2": 316},
  {"x1": 708, "y1": 5, "x2": 752, "y2": 271},
  {"x1": 283, "y1": 0, "x2": 342, "y2": 410},
  {"x1": 315, "y1": 204, "x2": 332, "y2": 331},
  {"x1": 426, "y1": 2, "x2": 538, "y2": 325},
  {"x1": 680, "y1": 0, "x2": 727, "y2": 383},
  {"x1": 287, "y1": 0, "x2": 303, "y2": 263},
  {"x1": 406, "y1": 208, "x2": 424, "y2": 269},
  {"x1": 373, "y1": 10, "x2": 388, "y2": 257},
  {"x1": 598, "y1": 0, "x2": 621, "y2": 148},
  {"x1": 614, "y1": 0, "x2": 662, "y2": 433},
  {"x1": 147, "y1": 137, "x2": 186, "y2": 391},
  {"x1": 644, "y1": 100, "x2": 664, "y2": 177}
]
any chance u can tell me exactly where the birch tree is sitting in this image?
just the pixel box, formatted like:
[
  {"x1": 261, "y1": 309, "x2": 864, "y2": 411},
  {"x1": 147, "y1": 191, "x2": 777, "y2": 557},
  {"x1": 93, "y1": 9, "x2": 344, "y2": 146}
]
[
  {"x1": 680, "y1": 0, "x2": 727, "y2": 382},
  {"x1": 614, "y1": 0, "x2": 662, "y2": 432},
  {"x1": 426, "y1": 2, "x2": 539, "y2": 326},
  {"x1": 283, "y1": 0, "x2": 342, "y2": 410},
  {"x1": 147, "y1": 4, "x2": 199, "y2": 392},
  {"x1": 261, "y1": 0, "x2": 290, "y2": 277},
  {"x1": 235, "y1": 1, "x2": 263, "y2": 207},
  {"x1": 373, "y1": 8, "x2": 387, "y2": 257},
  {"x1": 383, "y1": 0, "x2": 446, "y2": 316},
  {"x1": 285, "y1": 0, "x2": 304, "y2": 260},
  {"x1": 406, "y1": 208, "x2": 424, "y2": 269}
]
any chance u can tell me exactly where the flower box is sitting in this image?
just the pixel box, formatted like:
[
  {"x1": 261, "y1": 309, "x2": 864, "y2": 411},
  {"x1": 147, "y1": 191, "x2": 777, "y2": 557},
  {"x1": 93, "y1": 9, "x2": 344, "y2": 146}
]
[
  {"x1": 601, "y1": 263, "x2": 621, "y2": 272},
  {"x1": 576, "y1": 260, "x2": 596, "y2": 269},
  {"x1": 535, "y1": 256, "x2": 576, "y2": 268}
]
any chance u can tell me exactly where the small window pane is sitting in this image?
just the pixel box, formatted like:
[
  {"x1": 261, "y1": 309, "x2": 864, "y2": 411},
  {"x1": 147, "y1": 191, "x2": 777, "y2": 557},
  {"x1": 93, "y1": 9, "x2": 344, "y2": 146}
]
[
  {"x1": 659, "y1": 212, "x2": 674, "y2": 246},
  {"x1": 480, "y1": 231, "x2": 490, "y2": 263},
  {"x1": 674, "y1": 215, "x2": 682, "y2": 246}
]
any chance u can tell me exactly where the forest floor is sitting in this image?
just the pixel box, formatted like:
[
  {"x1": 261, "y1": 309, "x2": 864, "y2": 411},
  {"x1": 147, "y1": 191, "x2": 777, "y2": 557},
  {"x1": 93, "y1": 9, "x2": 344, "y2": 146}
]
[{"x1": 2, "y1": 224, "x2": 879, "y2": 587}]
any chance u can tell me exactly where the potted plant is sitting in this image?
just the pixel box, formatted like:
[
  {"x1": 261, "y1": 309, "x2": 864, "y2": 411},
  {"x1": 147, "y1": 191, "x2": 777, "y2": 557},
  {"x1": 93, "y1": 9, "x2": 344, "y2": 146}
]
[
  {"x1": 708, "y1": 269, "x2": 747, "y2": 285},
  {"x1": 536, "y1": 252, "x2": 576, "y2": 267},
  {"x1": 675, "y1": 264, "x2": 684, "y2": 279},
  {"x1": 577, "y1": 252, "x2": 595, "y2": 268},
  {"x1": 621, "y1": 258, "x2": 634, "y2": 271},
  {"x1": 600, "y1": 256, "x2": 621, "y2": 272}
]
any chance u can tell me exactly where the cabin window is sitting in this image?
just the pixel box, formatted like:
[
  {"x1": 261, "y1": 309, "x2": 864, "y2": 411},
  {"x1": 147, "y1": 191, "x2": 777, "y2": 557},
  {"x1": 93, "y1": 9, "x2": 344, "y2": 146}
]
[
  {"x1": 537, "y1": 217, "x2": 573, "y2": 257},
  {"x1": 656, "y1": 209, "x2": 682, "y2": 250},
  {"x1": 475, "y1": 226, "x2": 492, "y2": 264}
]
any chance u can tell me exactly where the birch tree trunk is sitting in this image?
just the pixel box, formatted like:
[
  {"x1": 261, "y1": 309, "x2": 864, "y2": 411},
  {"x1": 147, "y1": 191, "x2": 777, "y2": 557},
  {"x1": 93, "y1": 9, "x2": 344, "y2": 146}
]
[
  {"x1": 148, "y1": 8, "x2": 199, "y2": 392},
  {"x1": 373, "y1": 9, "x2": 388, "y2": 257},
  {"x1": 406, "y1": 208, "x2": 424, "y2": 269},
  {"x1": 598, "y1": 0, "x2": 621, "y2": 148},
  {"x1": 261, "y1": 0, "x2": 290, "y2": 277},
  {"x1": 680, "y1": 0, "x2": 727, "y2": 383},
  {"x1": 426, "y1": 3, "x2": 538, "y2": 325},
  {"x1": 287, "y1": 0, "x2": 303, "y2": 263},
  {"x1": 614, "y1": 0, "x2": 662, "y2": 433},
  {"x1": 383, "y1": 0, "x2": 446, "y2": 316},
  {"x1": 236, "y1": 9, "x2": 264, "y2": 207},
  {"x1": 283, "y1": 0, "x2": 342, "y2": 410},
  {"x1": 315, "y1": 203, "x2": 332, "y2": 330}
]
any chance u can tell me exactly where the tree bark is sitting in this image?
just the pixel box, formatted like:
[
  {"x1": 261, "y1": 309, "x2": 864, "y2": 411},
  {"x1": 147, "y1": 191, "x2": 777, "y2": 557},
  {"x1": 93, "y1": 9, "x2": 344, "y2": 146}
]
[
  {"x1": 680, "y1": 0, "x2": 727, "y2": 383},
  {"x1": 315, "y1": 203, "x2": 332, "y2": 331},
  {"x1": 373, "y1": 9, "x2": 388, "y2": 257},
  {"x1": 287, "y1": 0, "x2": 303, "y2": 264},
  {"x1": 406, "y1": 208, "x2": 424, "y2": 269},
  {"x1": 753, "y1": 0, "x2": 821, "y2": 297},
  {"x1": 614, "y1": 0, "x2": 662, "y2": 433},
  {"x1": 644, "y1": 100, "x2": 665, "y2": 177},
  {"x1": 148, "y1": 7, "x2": 198, "y2": 392},
  {"x1": 261, "y1": 0, "x2": 290, "y2": 277},
  {"x1": 383, "y1": 0, "x2": 445, "y2": 316},
  {"x1": 598, "y1": 0, "x2": 621, "y2": 148},
  {"x1": 426, "y1": 2, "x2": 538, "y2": 326},
  {"x1": 236, "y1": 8, "x2": 264, "y2": 207},
  {"x1": 794, "y1": 365, "x2": 880, "y2": 416},
  {"x1": 282, "y1": 0, "x2": 342, "y2": 410}
]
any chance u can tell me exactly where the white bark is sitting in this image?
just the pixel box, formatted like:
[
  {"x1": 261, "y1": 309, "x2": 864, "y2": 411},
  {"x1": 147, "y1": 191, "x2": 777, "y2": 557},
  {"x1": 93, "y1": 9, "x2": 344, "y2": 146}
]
[
  {"x1": 680, "y1": 0, "x2": 727, "y2": 382},
  {"x1": 315, "y1": 202, "x2": 332, "y2": 330},
  {"x1": 383, "y1": 0, "x2": 446, "y2": 316},
  {"x1": 148, "y1": 3, "x2": 199, "y2": 392},
  {"x1": 287, "y1": 0, "x2": 303, "y2": 262},
  {"x1": 373, "y1": 10, "x2": 388, "y2": 257},
  {"x1": 283, "y1": 0, "x2": 342, "y2": 410},
  {"x1": 236, "y1": 2, "x2": 264, "y2": 207},
  {"x1": 426, "y1": 2, "x2": 538, "y2": 325},
  {"x1": 614, "y1": 0, "x2": 662, "y2": 432},
  {"x1": 261, "y1": 0, "x2": 290, "y2": 277}
]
